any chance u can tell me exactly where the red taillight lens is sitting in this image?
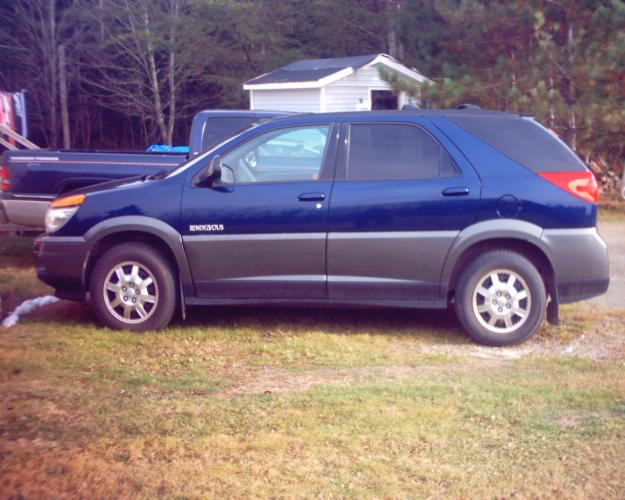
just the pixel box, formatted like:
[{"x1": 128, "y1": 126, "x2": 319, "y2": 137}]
[
  {"x1": 0, "y1": 166, "x2": 10, "y2": 191},
  {"x1": 539, "y1": 171, "x2": 598, "y2": 204}
]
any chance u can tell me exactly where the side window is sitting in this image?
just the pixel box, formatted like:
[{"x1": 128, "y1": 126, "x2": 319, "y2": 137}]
[
  {"x1": 222, "y1": 125, "x2": 330, "y2": 184},
  {"x1": 346, "y1": 123, "x2": 458, "y2": 180}
]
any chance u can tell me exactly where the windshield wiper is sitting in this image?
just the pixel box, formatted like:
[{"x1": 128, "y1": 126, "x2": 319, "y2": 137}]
[{"x1": 145, "y1": 170, "x2": 167, "y2": 180}]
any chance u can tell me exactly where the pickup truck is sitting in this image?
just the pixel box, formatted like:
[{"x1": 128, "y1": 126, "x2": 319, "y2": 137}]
[{"x1": 0, "y1": 110, "x2": 286, "y2": 231}]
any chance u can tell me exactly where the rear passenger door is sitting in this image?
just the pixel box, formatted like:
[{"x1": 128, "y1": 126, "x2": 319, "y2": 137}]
[{"x1": 327, "y1": 119, "x2": 480, "y2": 301}]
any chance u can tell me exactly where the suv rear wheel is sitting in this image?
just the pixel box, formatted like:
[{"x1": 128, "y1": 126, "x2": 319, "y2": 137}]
[
  {"x1": 90, "y1": 242, "x2": 176, "y2": 331},
  {"x1": 454, "y1": 250, "x2": 546, "y2": 346}
]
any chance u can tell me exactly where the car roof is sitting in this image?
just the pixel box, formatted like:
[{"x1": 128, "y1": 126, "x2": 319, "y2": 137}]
[
  {"x1": 245, "y1": 109, "x2": 525, "y2": 130},
  {"x1": 304, "y1": 109, "x2": 521, "y2": 119},
  {"x1": 193, "y1": 109, "x2": 296, "y2": 119}
]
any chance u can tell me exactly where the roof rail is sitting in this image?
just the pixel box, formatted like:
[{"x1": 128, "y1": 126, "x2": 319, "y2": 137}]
[{"x1": 456, "y1": 103, "x2": 482, "y2": 110}]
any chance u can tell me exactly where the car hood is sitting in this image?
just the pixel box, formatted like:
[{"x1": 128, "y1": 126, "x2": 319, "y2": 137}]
[{"x1": 60, "y1": 175, "x2": 152, "y2": 198}]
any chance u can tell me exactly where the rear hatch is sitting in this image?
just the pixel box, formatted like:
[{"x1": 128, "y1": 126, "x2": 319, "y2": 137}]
[{"x1": 447, "y1": 115, "x2": 598, "y2": 204}]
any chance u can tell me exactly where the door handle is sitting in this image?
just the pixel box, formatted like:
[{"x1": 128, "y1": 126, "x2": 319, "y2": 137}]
[
  {"x1": 298, "y1": 192, "x2": 326, "y2": 202},
  {"x1": 442, "y1": 187, "x2": 470, "y2": 197}
]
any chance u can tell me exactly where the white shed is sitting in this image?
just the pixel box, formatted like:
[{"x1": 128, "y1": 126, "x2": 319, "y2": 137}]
[{"x1": 243, "y1": 54, "x2": 427, "y2": 113}]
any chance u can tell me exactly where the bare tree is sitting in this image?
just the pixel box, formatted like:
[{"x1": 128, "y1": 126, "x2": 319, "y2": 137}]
[
  {"x1": 75, "y1": 0, "x2": 197, "y2": 146},
  {"x1": 2, "y1": 0, "x2": 63, "y2": 147},
  {"x1": 58, "y1": 44, "x2": 71, "y2": 148}
]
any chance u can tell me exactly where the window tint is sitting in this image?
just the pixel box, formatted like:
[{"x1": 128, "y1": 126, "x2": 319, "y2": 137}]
[
  {"x1": 347, "y1": 123, "x2": 455, "y2": 180},
  {"x1": 202, "y1": 117, "x2": 255, "y2": 150},
  {"x1": 221, "y1": 125, "x2": 330, "y2": 184},
  {"x1": 449, "y1": 115, "x2": 586, "y2": 172}
]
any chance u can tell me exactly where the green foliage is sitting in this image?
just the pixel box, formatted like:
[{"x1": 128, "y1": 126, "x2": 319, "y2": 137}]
[{"x1": 393, "y1": 0, "x2": 625, "y2": 196}]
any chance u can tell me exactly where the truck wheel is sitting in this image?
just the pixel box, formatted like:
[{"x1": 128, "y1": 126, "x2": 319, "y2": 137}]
[
  {"x1": 454, "y1": 250, "x2": 546, "y2": 346},
  {"x1": 89, "y1": 242, "x2": 176, "y2": 331}
]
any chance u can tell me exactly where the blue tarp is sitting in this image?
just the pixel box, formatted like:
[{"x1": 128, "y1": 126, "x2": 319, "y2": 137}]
[{"x1": 146, "y1": 145, "x2": 189, "y2": 153}]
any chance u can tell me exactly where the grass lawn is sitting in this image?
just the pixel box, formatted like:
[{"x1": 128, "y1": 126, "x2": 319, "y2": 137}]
[{"x1": 1, "y1": 233, "x2": 624, "y2": 497}]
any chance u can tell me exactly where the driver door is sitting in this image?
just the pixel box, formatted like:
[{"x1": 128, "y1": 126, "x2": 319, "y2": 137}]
[{"x1": 181, "y1": 123, "x2": 338, "y2": 299}]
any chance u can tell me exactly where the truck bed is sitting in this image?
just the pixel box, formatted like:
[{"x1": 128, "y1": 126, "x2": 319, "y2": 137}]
[
  {"x1": 4, "y1": 150, "x2": 185, "y2": 196},
  {"x1": 1, "y1": 150, "x2": 185, "y2": 230}
]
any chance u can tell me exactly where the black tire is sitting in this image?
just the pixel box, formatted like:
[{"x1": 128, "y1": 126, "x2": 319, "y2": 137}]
[
  {"x1": 454, "y1": 250, "x2": 546, "y2": 346},
  {"x1": 89, "y1": 242, "x2": 176, "y2": 331}
]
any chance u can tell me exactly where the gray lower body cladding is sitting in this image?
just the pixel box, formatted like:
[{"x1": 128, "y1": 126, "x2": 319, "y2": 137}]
[
  {"x1": 541, "y1": 227, "x2": 609, "y2": 303},
  {"x1": 182, "y1": 231, "x2": 458, "y2": 301},
  {"x1": 35, "y1": 225, "x2": 609, "y2": 310},
  {"x1": 35, "y1": 236, "x2": 91, "y2": 298}
]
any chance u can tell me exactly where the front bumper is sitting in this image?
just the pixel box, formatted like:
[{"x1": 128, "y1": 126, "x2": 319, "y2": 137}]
[
  {"x1": 541, "y1": 227, "x2": 610, "y2": 304},
  {"x1": 34, "y1": 235, "x2": 92, "y2": 301}
]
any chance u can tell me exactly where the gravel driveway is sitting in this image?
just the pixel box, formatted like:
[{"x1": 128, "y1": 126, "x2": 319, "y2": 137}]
[{"x1": 594, "y1": 221, "x2": 624, "y2": 309}]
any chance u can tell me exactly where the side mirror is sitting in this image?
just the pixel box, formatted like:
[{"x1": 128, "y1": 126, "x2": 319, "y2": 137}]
[
  {"x1": 197, "y1": 155, "x2": 222, "y2": 186},
  {"x1": 220, "y1": 164, "x2": 235, "y2": 185}
]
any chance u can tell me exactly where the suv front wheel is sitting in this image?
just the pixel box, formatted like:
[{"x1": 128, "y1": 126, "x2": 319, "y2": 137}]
[
  {"x1": 454, "y1": 250, "x2": 547, "y2": 346},
  {"x1": 90, "y1": 242, "x2": 176, "y2": 331}
]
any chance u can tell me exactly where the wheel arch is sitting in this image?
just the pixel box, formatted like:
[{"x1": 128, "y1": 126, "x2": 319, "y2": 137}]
[
  {"x1": 83, "y1": 216, "x2": 194, "y2": 299},
  {"x1": 442, "y1": 220, "x2": 557, "y2": 315}
]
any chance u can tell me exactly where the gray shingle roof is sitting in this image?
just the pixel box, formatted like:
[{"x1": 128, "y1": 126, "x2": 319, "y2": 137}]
[{"x1": 245, "y1": 54, "x2": 383, "y2": 85}]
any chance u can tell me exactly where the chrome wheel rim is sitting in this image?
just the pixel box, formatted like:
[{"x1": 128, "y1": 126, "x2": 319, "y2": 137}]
[
  {"x1": 102, "y1": 261, "x2": 159, "y2": 324},
  {"x1": 472, "y1": 269, "x2": 531, "y2": 334}
]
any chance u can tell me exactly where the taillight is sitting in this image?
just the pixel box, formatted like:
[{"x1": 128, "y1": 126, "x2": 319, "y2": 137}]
[
  {"x1": 539, "y1": 171, "x2": 598, "y2": 204},
  {"x1": 0, "y1": 166, "x2": 9, "y2": 191}
]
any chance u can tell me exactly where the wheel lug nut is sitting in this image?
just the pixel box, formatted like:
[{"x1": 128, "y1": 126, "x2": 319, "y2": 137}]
[
  {"x1": 123, "y1": 296, "x2": 128, "y2": 301},
  {"x1": 132, "y1": 298, "x2": 137, "y2": 303},
  {"x1": 122, "y1": 286, "x2": 126, "y2": 291},
  {"x1": 498, "y1": 307, "x2": 503, "y2": 312},
  {"x1": 506, "y1": 304, "x2": 511, "y2": 309},
  {"x1": 492, "y1": 300, "x2": 497, "y2": 305}
]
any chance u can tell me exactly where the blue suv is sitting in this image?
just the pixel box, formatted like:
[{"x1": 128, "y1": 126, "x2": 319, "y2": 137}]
[{"x1": 35, "y1": 110, "x2": 609, "y2": 345}]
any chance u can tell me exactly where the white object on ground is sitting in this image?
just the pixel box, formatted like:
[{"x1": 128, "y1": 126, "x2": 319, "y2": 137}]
[{"x1": 2, "y1": 295, "x2": 60, "y2": 328}]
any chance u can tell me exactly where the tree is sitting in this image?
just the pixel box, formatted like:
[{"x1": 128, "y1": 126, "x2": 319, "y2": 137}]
[{"x1": 390, "y1": 0, "x2": 625, "y2": 196}]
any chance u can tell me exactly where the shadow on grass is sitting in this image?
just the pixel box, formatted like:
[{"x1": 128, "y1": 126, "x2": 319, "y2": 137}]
[
  {"x1": 29, "y1": 300, "x2": 469, "y2": 344},
  {"x1": 180, "y1": 303, "x2": 468, "y2": 343}
]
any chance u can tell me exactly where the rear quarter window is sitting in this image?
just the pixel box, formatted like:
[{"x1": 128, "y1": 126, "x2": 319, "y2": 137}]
[{"x1": 449, "y1": 115, "x2": 586, "y2": 172}]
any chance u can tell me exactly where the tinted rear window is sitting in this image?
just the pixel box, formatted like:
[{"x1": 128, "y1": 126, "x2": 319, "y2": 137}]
[
  {"x1": 347, "y1": 123, "x2": 458, "y2": 180},
  {"x1": 202, "y1": 117, "x2": 255, "y2": 150},
  {"x1": 449, "y1": 115, "x2": 586, "y2": 172}
]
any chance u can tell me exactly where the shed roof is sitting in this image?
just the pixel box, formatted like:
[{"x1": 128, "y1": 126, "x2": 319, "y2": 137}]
[{"x1": 243, "y1": 54, "x2": 426, "y2": 90}]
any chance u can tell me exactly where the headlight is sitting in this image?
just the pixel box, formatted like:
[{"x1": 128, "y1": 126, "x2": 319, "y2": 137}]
[{"x1": 45, "y1": 194, "x2": 85, "y2": 233}]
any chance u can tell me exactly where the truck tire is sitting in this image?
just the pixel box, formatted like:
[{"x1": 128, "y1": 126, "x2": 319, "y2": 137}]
[
  {"x1": 454, "y1": 250, "x2": 546, "y2": 346},
  {"x1": 89, "y1": 242, "x2": 176, "y2": 331}
]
